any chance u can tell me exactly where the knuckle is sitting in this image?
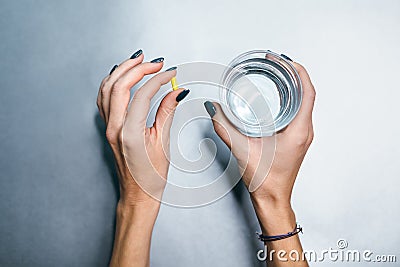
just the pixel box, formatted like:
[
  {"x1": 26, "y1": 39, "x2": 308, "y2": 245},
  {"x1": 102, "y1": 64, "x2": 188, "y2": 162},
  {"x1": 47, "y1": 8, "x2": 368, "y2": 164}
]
[
  {"x1": 213, "y1": 120, "x2": 226, "y2": 134},
  {"x1": 295, "y1": 63, "x2": 311, "y2": 82},
  {"x1": 295, "y1": 137, "x2": 308, "y2": 147},
  {"x1": 101, "y1": 77, "x2": 112, "y2": 90},
  {"x1": 100, "y1": 85, "x2": 109, "y2": 96},
  {"x1": 294, "y1": 62, "x2": 306, "y2": 73},
  {"x1": 105, "y1": 127, "x2": 119, "y2": 145},
  {"x1": 112, "y1": 80, "x2": 125, "y2": 92},
  {"x1": 290, "y1": 131, "x2": 309, "y2": 147},
  {"x1": 122, "y1": 137, "x2": 133, "y2": 149},
  {"x1": 155, "y1": 77, "x2": 164, "y2": 88},
  {"x1": 309, "y1": 86, "x2": 316, "y2": 98},
  {"x1": 161, "y1": 104, "x2": 176, "y2": 117},
  {"x1": 100, "y1": 76, "x2": 108, "y2": 88},
  {"x1": 132, "y1": 88, "x2": 144, "y2": 99},
  {"x1": 308, "y1": 129, "x2": 315, "y2": 145},
  {"x1": 123, "y1": 133, "x2": 139, "y2": 150},
  {"x1": 307, "y1": 91, "x2": 316, "y2": 103}
]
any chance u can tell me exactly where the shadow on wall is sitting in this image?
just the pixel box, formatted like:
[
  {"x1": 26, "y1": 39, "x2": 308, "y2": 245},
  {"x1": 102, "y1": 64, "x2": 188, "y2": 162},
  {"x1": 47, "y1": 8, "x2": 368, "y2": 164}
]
[
  {"x1": 94, "y1": 113, "x2": 120, "y2": 199},
  {"x1": 205, "y1": 131, "x2": 264, "y2": 266},
  {"x1": 94, "y1": 113, "x2": 263, "y2": 266},
  {"x1": 94, "y1": 113, "x2": 119, "y2": 264}
]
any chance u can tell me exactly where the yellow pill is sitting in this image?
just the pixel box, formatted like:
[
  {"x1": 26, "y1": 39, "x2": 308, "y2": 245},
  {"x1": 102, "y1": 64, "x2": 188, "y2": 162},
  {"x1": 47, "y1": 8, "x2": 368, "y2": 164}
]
[{"x1": 171, "y1": 77, "x2": 178, "y2": 91}]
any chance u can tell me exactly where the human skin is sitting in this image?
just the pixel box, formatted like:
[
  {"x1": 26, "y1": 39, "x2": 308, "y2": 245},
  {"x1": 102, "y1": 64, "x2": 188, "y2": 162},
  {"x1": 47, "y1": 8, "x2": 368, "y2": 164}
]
[
  {"x1": 206, "y1": 59, "x2": 315, "y2": 266},
  {"x1": 97, "y1": 50, "x2": 314, "y2": 267},
  {"x1": 97, "y1": 50, "x2": 189, "y2": 267}
]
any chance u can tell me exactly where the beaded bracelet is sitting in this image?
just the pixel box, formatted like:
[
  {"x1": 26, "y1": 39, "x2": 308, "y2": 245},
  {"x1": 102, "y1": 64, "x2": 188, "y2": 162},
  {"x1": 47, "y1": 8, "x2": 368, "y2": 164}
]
[{"x1": 257, "y1": 224, "x2": 303, "y2": 242}]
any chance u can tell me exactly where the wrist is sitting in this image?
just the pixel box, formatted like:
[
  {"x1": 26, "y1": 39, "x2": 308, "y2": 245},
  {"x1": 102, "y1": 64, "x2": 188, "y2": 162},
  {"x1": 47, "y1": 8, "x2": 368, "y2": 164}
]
[
  {"x1": 251, "y1": 196, "x2": 296, "y2": 235},
  {"x1": 118, "y1": 183, "x2": 162, "y2": 211},
  {"x1": 116, "y1": 200, "x2": 160, "y2": 226}
]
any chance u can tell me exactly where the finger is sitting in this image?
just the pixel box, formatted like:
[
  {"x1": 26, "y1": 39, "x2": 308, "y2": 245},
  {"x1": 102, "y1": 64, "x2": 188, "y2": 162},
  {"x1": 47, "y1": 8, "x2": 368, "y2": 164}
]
[
  {"x1": 154, "y1": 88, "x2": 189, "y2": 133},
  {"x1": 204, "y1": 101, "x2": 245, "y2": 151},
  {"x1": 97, "y1": 78, "x2": 106, "y2": 121},
  {"x1": 153, "y1": 88, "x2": 189, "y2": 147},
  {"x1": 107, "y1": 60, "x2": 165, "y2": 138},
  {"x1": 101, "y1": 52, "x2": 145, "y2": 123},
  {"x1": 125, "y1": 67, "x2": 177, "y2": 131},
  {"x1": 265, "y1": 53, "x2": 316, "y2": 125},
  {"x1": 109, "y1": 50, "x2": 144, "y2": 82},
  {"x1": 289, "y1": 62, "x2": 316, "y2": 126}
]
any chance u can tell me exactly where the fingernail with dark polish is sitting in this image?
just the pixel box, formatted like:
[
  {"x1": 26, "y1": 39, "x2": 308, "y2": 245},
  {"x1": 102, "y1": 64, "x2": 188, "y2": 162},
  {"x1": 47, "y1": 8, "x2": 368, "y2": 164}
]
[
  {"x1": 130, "y1": 49, "x2": 143, "y2": 59},
  {"x1": 165, "y1": 66, "x2": 177, "y2": 72},
  {"x1": 109, "y1": 64, "x2": 118, "y2": 75},
  {"x1": 204, "y1": 101, "x2": 216, "y2": 118},
  {"x1": 281, "y1": 54, "x2": 293, "y2": 61},
  {"x1": 150, "y1": 57, "x2": 164, "y2": 63},
  {"x1": 176, "y1": 89, "x2": 190, "y2": 102}
]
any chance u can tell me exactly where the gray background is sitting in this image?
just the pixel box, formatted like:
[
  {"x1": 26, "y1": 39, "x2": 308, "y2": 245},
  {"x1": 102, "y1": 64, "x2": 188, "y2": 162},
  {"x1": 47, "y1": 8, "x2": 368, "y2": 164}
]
[{"x1": 1, "y1": 0, "x2": 399, "y2": 266}]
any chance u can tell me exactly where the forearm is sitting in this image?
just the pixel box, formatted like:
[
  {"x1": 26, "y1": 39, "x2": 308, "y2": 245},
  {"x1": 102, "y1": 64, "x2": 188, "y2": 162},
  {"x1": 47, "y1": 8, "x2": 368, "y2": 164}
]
[
  {"x1": 251, "y1": 197, "x2": 308, "y2": 267},
  {"x1": 109, "y1": 201, "x2": 159, "y2": 267}
]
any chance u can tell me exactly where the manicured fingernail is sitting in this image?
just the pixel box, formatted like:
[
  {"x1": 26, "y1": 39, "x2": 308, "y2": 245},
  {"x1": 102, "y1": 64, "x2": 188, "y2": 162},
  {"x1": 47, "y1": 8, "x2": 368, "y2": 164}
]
[
  {"x1": 165, "y1": 66, "x2": 177, "y2": 72},
  {"x1": 280, "y1": 54, "x2": 293, "y2": 61},
  {"x1": 176, "y1": 89, "x2": 190, "y2": 102},
  {"x1": 130, "y1": 49, "x2": 143, "y2": 59},
  {"x1": 150, "y1": 57, "x2": 164, "y2": 63},
  {"x1": 109, "y1": 64, "x2": 118, "y2": 75},
  {"x1": 204, "y1": 101, "x2": 216, "y2": 118}
]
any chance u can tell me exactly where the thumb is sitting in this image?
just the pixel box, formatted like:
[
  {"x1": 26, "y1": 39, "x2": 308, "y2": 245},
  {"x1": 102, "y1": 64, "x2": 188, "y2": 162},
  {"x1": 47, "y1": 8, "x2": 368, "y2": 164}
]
[
  {"x1": 154, "y1": 88, "x2": 190, "y2": 138},
  {"x1": 203, "y1": 101, "x2": 245, "y2": 151}
]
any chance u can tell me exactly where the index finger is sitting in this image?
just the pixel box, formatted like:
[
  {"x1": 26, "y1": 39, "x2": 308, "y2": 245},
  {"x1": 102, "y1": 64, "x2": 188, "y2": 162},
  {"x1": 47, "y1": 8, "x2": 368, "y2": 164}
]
[
  {"x1": 125, "y1": 69, "x2": 178, "y2": 132},
  {"x1": 107, "y1": 61, "x2": 164, "y2": 136}
]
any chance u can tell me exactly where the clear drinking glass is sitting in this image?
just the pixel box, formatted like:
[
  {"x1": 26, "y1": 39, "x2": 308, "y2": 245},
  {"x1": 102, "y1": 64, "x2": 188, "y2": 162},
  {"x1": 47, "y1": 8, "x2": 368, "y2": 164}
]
[{"x1": 220, "y1": 50, "x2": 302, "y2": 137}]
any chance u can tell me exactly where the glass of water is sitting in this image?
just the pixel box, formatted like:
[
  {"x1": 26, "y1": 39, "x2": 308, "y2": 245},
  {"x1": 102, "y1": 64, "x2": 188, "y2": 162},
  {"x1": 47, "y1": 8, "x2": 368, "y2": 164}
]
[{"x1": 220, "y1": 50, "x2": 302, "y2": 137}]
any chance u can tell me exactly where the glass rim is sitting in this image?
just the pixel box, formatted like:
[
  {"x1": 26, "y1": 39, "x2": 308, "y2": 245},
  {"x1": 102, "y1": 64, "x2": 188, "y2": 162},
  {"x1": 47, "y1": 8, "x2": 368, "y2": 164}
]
[{"x1": 220, "y1": 50, "x2": 303, "y2": 136}]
